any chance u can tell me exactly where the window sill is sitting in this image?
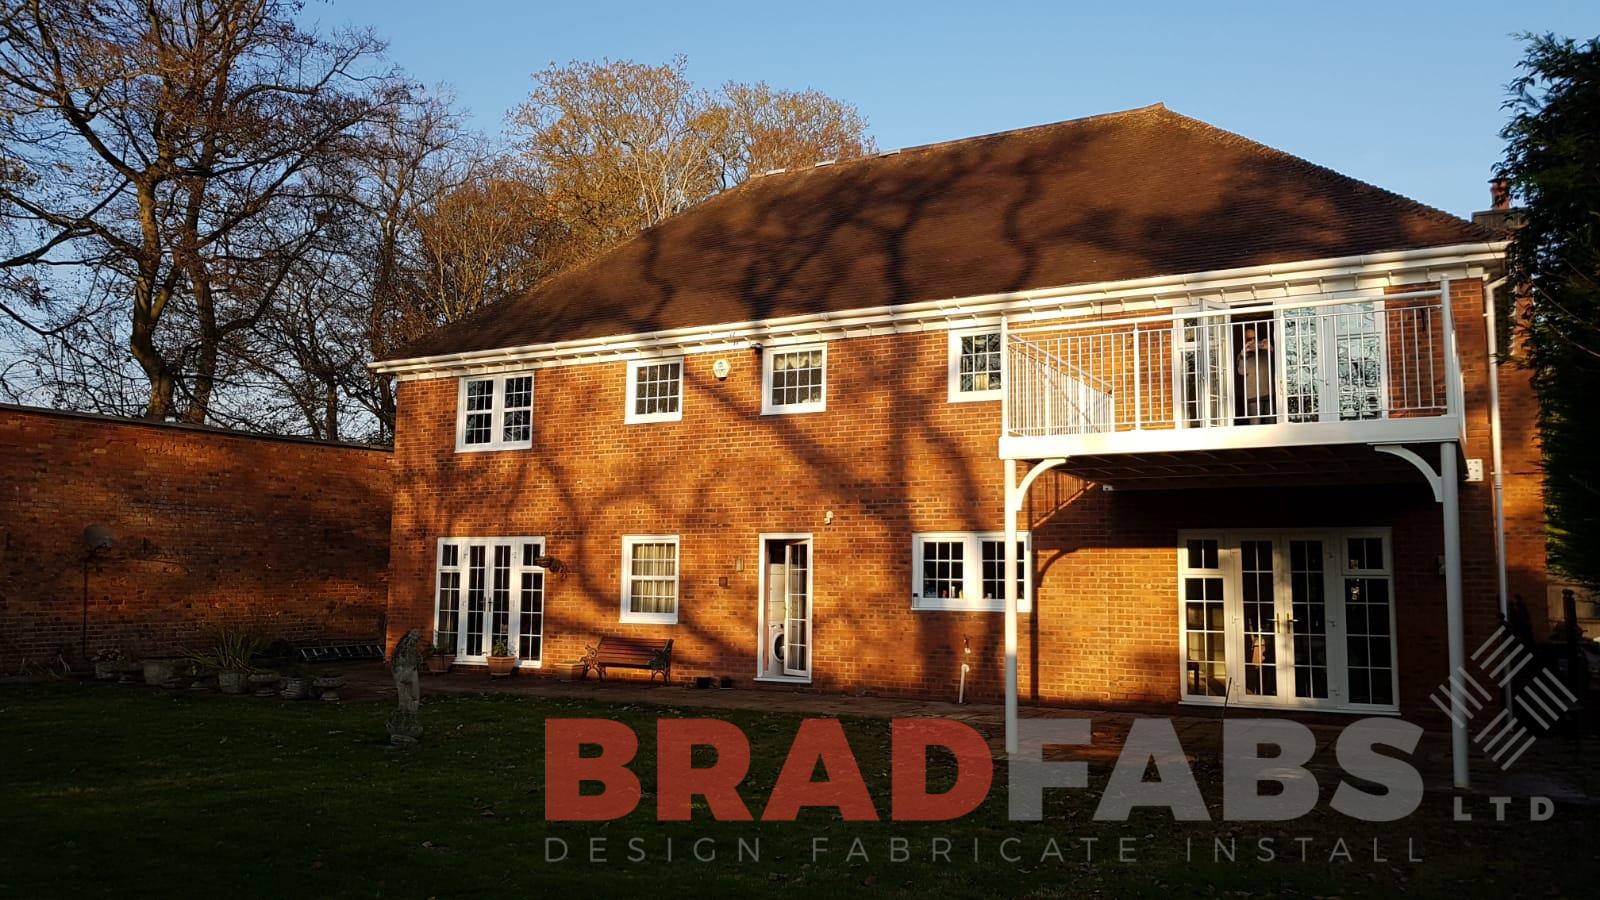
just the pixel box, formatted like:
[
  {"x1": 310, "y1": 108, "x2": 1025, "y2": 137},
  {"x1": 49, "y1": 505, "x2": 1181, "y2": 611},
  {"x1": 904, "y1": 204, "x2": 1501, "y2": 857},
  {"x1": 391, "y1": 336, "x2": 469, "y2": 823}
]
[
  {"x1": 454, "y1": 441, "x2": 533, "y2": 454},
  {"x1": 947, "y1": 391, "x2": 1002, "y2": 404},
  {"x1": 760, "y1": 404, "x2": 826, "y2": 416},
  {"x1": 1177, "y1": 698, "x2": 1400, "y2": 716},
  {"x1": 754, "y1": 674, "x2": 812, "y2": 685},
  {"x1": 619, "y1": 614, "x2": 679, "y2": 626},
  {"x1": 624, "y1": 413, "x2": 683, "y2": 425},
  {"x1": 911, "y1": 600, "x2": 1032, "y2": 614}
]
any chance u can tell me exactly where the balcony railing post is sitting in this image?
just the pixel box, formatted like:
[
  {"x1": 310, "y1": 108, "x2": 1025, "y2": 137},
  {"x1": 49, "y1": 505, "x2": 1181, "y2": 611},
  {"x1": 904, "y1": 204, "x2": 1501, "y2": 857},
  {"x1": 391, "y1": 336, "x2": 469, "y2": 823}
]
[
  {"x1": 1000, "y1": 314, "x2": 1010, "y2": 437},
  {"x1": 1131, "y1": 322, "x2": 1142, "y2": 430},
  {"x1": 1439, "y1": 279, "x2": 1461, "y2": 418}
]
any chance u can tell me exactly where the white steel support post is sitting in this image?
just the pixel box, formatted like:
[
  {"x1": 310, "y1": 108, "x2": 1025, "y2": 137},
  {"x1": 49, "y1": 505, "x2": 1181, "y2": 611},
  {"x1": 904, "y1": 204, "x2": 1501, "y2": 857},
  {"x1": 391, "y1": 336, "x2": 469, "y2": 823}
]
[
  {"x1": 1374, "y1": 440, "x2": 1469, "y2": 788},
  {"x1": 1004, "y1": 458, "x2": 1020, "y2": 756},
  {"x1": 1441, "y1": 443, "x2": 1469, "y2": 788},
  {"x1": 1003, "y1": 456, "x2": 1067, "y2": 757}
]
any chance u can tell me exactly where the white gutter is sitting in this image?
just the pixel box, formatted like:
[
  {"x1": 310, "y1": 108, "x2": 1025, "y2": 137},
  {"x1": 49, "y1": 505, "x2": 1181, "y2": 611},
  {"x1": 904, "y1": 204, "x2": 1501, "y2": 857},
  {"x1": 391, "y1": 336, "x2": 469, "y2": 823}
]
[
  {"x1": 1484, "y1": 276, "x2": 1511, "y2": 620},
  {"x1": 370, "y1": 242, "x2": 1508, "y2": 377}
]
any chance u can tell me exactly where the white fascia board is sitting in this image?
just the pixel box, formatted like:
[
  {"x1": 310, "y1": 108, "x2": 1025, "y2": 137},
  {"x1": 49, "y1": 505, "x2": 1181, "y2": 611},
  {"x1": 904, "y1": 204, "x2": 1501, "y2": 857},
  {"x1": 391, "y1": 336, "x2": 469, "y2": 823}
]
[{"x1": 373, "y1": 242, "x2": 1507, "y2": 380}]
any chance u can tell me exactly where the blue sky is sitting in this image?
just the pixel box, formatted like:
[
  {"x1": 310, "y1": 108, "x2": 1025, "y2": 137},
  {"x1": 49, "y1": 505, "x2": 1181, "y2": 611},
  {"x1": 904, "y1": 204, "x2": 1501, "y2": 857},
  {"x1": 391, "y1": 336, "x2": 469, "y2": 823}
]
[{"x1": 309, "y1": 0, "x2": 1595, "y2": 217}]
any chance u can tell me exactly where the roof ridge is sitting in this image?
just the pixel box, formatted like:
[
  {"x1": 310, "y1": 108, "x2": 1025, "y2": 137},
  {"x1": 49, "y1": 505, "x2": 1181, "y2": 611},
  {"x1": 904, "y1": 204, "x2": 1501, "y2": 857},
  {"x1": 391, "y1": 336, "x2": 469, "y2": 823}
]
[
  {"x1": 417, "y1": 104, "x2": 1181, "y2": 349},
  {"x1": 1151, "y1": 105, "x2": 1494, "y2": 238},
  {"x1": 747, "y1": 102, "x2": 1170, "y2": 181}
]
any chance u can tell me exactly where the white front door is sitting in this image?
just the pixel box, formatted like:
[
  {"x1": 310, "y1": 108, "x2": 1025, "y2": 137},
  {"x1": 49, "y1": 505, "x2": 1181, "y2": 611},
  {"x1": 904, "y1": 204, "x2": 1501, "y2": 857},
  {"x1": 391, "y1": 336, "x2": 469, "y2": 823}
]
[
  {"x1": 1179, "y1": 530, "x2": 1396, "y2": 711},
  {"x1": 759, "y1": 535, "x2": 812, "y2": 680}
]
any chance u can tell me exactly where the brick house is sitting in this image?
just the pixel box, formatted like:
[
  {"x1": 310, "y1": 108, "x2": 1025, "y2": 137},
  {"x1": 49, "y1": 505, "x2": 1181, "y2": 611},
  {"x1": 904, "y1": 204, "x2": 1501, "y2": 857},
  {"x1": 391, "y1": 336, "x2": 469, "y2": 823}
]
[{"x1": 373, "y1": 104, "x2": 1543, "y2": 781}]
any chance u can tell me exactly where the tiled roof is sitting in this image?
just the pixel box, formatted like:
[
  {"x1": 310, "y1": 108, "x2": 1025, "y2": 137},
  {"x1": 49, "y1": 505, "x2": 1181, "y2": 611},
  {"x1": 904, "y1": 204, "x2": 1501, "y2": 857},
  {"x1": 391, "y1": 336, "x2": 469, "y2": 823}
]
[{"x1": 393, "y1": 103, "x2": 1492, "y2": 360}]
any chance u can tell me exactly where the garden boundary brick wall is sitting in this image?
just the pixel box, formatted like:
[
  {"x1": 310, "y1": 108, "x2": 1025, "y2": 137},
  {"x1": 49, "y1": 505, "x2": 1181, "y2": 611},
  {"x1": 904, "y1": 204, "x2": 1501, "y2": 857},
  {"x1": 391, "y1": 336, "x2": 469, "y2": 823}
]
[
  {"x1": 0, "y1": 405, "x2": 392, "y2": 664},
  {"x1": 385, "y1": 276, "x2": 1547, "y2": 725}
]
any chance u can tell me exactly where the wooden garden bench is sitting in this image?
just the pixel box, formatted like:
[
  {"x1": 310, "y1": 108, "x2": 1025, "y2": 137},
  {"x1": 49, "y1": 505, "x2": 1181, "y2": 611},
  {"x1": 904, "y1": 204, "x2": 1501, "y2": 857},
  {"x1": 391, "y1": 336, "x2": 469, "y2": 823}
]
[{"x1": 581, "y1": 636, "x2": 673, "y2": 683}]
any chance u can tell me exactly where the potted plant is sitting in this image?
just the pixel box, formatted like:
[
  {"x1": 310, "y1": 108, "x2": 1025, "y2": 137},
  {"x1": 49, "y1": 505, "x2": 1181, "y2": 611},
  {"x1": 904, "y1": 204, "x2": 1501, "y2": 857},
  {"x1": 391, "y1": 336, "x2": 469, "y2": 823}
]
[
  {"x1": 92, "y1": 647, "x2": 127, "y2": 681},
  {"x1": 191, "y1": 625, "x2": 266, "y2": 694},
  {"x1": 487, "y1": 638, "x2": 517, "y2": 678},
  {"x1": 423, "y1": 637, "x2": 456, "y2": 674}
]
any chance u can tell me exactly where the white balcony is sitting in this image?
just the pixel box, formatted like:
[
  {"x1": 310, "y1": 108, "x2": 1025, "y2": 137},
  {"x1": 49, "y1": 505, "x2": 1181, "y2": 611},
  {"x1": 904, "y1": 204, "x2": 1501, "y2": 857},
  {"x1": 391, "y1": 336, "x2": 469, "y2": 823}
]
[{"x1": 999, "y1": 287, "x2": 1464, "y2": 461}]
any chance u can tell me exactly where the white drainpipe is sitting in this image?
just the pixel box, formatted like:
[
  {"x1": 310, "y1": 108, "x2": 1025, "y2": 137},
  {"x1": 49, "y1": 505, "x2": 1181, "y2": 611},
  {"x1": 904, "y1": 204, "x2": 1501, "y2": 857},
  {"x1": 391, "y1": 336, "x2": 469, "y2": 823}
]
[{"x1": 1484, "y1": 276, "x2": 1511, "y2": 621}]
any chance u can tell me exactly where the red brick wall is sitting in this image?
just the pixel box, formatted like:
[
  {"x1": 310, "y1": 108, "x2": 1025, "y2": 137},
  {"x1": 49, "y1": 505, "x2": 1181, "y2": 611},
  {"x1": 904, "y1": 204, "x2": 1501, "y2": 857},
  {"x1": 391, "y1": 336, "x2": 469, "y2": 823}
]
[
  {"x1": 386, "y1": 276, "x2": 1544, "y2": 722},
  {"x1": 0, "y1": 406, "x2": 392, "y2": 663}
]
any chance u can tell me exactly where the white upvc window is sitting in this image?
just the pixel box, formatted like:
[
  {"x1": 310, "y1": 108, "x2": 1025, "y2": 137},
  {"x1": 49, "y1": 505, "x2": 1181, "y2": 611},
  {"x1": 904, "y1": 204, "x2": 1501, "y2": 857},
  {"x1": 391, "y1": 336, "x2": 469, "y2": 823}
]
[
  {"x1": 911, "y1": 531, "x2": 1031, "y2": 612},
  {"x1": 434, "y1": 536, "x2": 546, "y2": 665},
  {"x1": 948, "y1": 329, "x2": 1003, "y2": 402},
  {"x1": 761, "y1": 343, "x2": 827, "y2": 414},
  {"x1": 625, "y1": 357, "x2": 684, "y2": 424},
  {"x1": 455, "y1": 372, "x2": 534, "y2": 452},
  {"x1": 620, "y1": 535, "x2": 680, "y2": 624}
]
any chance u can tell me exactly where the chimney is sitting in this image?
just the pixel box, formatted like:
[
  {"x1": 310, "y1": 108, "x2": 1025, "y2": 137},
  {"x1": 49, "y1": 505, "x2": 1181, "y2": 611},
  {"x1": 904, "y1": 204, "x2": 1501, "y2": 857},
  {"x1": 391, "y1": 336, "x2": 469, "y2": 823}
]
[
  {"x1": 1473, "y1": 176, "x2": 1520, "y2": 234},
  {"x1": 1489, "y1": 176, "x2": 1512, "y2": 211}
]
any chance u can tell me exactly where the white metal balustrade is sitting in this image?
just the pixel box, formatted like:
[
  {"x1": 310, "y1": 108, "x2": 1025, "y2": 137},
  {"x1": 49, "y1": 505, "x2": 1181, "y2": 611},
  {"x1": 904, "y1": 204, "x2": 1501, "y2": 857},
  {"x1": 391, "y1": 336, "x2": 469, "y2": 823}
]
[{"x1": 1001, "y1": 288, "x2": 1463, "y2": 453}]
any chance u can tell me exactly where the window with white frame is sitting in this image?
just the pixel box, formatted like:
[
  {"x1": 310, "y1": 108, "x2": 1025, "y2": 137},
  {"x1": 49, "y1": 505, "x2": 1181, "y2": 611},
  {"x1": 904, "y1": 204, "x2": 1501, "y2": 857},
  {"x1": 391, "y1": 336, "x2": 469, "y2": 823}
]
[
  {"x1": 625, "y1": 357, "x2": 684, "y2": 423},
  {"x1": 911, "y1": 532, "x2": 1031, "y2": 611},
  {"x1": 455, "y1": 372, "x2": 534, "y2": 451},
  {"x1": 762, "y1": 344, "x2": 826, "y2": 414},
  {"x1": 621, "y1": 535, "x2": 680, "y2": 624},
  {"x1": 434, "y1": 537, "x2": 545, "y2": 664},
  {"x1": 948, "y1": 329, "x2": 1002, "y2": 401}
]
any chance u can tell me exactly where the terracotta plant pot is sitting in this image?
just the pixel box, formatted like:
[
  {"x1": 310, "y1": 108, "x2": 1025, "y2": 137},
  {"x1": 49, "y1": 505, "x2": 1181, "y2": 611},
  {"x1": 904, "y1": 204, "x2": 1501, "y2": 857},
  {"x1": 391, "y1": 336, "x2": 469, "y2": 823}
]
[
  {"x1": 425, "y1": 654, "x2": 454, "y2": 674},
  {"x1": 487, "y1": 655, "x2": 517, "y2": 678},
  {"x1": 217, "y1": 670, "x2": 248, "y2": 695}
]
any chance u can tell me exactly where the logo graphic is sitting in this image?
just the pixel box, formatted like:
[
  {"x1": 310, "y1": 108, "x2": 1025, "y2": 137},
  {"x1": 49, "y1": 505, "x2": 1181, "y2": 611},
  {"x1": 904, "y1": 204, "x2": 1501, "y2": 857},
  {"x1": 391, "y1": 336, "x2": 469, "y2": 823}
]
[{"x1": 1431, "y1": 626, "x2": 1579, "y2": 769}]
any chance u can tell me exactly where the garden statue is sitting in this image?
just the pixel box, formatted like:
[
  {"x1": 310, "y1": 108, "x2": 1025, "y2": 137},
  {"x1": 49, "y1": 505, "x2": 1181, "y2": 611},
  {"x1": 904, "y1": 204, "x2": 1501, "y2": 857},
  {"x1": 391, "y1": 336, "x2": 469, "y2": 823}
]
[{"x1": 386, "y1": 629, "x2": 423, "y2": 746}]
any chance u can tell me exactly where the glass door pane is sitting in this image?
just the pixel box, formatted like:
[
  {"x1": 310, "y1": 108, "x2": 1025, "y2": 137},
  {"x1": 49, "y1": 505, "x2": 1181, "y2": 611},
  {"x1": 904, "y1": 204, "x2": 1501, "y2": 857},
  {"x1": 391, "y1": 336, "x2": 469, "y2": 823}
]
[
  {"x1": 464, "y1": 544, "x2": 487, "y2": 657},
  {"x1": 518, "y1": 542, "x2": 544, "y2": 664},
  {"x1": 1288, "y1": 540, "x2": 1330, "y2": 699},
  {"x1": 1331, "y1": 304, "x2": 1385, "y2": 420},
  {"x1": 490, "y1": 544, "x2": 512, "y2": 655},
  {"x1": 1281, "y1": 310, "x2": 1321, "y2": 422},
  {"x1": 1176, "y1": 302, "x2": 1229, "y2": 428},
  {"x1": 1343, "y1": 536, "x2": 1395, "y2": 706},
  {"x1": 1239, "y1": 540, "x2": 1279, "y2": 697},
  {"x1": 783, "y1": 542, "x2": 810, "y2": 677},
  {"x1": 1183, "y1": 575, "x2": 1227, "y2": 697}
]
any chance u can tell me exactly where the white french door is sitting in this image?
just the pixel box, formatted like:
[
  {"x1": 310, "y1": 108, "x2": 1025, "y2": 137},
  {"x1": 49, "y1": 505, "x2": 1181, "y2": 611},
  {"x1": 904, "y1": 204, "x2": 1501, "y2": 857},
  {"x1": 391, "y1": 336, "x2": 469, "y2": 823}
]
[
  {"x1": 1174, "y1": 300, "x2": 1230, "y2": 428},
  {"x1": 1280, "y1": 302, "x2": 1387, "y2": 423},
  {"x1": 758, "y1": 534, "x2": 812, "y2": 681},
  {"x1": 435, "y1": 537, "x2": 546, "y2": 666},
  {"x1": 1178, "y1": 529, "x2": 1396, "y2": 711}
]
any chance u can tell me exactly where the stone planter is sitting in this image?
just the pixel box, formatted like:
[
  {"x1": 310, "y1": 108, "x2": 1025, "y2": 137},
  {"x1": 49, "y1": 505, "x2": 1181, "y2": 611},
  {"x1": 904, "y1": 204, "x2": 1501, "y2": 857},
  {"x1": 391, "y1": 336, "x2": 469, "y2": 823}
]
[
  {"x1": 280, "y1": 676, "x2": 310, "y2": 700},
  {"x1": 425, "y1": 654, "x2": 454, "y2": 674},
  {"x1": 142, "y1": 658, "x2": 180, "y2": 687},
  {"x1": 94, "y1": 660, "x2": 124, "y2": 681},
  {"x1": 248, "y1": 672, "x2": 280, "y2": 696},
  {"x1": 312, "y1": 675, "x2": 344, "y2": 702},
  {"x1": 487, "y1": 655, "x2": 517, "y2": 678},
  {"x1": 559, "y1": 661, "x2": 586, "y2": 682},
  {"x1": 217, "y1": 671, "x2": 249, "y2": 695}
]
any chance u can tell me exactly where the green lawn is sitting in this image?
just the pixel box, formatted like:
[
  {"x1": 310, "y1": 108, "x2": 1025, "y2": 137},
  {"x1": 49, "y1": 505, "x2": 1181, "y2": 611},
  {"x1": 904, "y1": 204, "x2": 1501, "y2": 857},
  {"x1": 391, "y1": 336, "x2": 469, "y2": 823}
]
[{"x1": 1, "y1": 681, "x2": 1595, "y2": 898}]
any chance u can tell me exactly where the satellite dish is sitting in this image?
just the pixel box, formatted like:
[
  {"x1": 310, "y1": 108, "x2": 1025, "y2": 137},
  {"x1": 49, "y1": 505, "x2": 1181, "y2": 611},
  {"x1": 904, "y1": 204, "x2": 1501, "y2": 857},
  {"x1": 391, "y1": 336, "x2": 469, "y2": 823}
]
[{"x1": 81, "y1": 525, "x2": 115, "y2": 553}]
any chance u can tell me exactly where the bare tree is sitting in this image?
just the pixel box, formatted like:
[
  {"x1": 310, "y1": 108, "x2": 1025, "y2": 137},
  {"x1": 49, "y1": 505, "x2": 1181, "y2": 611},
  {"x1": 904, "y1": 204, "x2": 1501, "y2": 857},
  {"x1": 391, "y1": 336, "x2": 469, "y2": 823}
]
[
  {"x1": 0, "y1": 0, "x2": 406, "y2": 421},
  {"x1": 412, "y1": 161, "x2": 560, "y2": 330},
  {"x1": 510, "y1": 55, "x2": 872, "y2": 264}
]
